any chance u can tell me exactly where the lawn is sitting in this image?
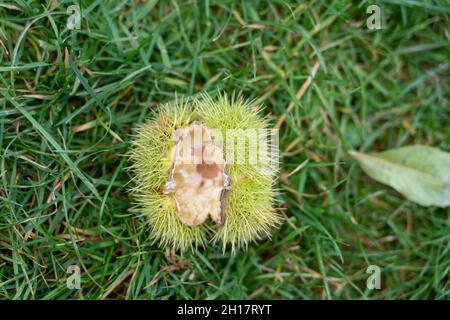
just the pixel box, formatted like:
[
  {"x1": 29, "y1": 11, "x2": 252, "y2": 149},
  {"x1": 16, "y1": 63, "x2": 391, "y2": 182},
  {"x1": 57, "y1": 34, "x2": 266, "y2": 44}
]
[{"x1": 0, "y1": 0, "x2": 449, "y2": 299}]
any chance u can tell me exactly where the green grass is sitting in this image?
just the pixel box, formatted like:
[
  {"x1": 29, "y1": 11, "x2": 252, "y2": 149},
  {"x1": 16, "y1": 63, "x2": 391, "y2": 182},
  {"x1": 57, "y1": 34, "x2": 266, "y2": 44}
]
[{"x1": 0, "y1": 0, "x2": 449, "y2": 299}]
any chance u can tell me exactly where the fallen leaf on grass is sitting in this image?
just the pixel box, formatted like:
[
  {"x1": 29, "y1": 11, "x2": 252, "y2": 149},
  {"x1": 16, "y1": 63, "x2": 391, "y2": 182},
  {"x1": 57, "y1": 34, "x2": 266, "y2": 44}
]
[{"x1": 349, "y1": 145, "x2": 450, "y2": 207}]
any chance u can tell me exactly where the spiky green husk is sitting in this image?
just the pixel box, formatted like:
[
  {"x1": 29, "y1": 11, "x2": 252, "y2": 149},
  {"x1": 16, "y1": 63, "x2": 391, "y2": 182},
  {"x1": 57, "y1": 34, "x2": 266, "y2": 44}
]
[{"x1": 129, "y1": 93, "x2": 280, "y2": 252}]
